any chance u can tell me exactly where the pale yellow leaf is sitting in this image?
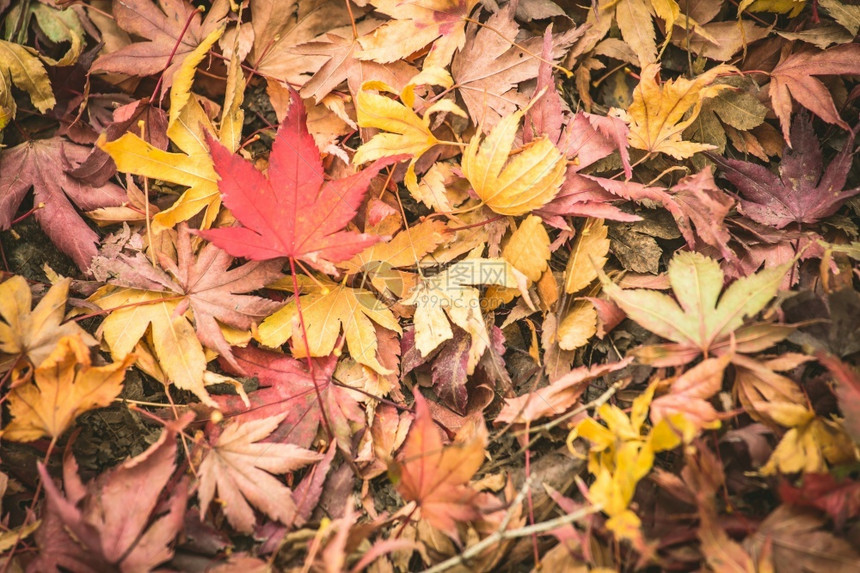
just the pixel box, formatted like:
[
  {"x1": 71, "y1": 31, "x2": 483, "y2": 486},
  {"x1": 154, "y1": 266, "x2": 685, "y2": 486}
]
[
  {"x1": 564, "y1": 218, "x2": 609, "y2": 294},
  {"x1": 558, "y1": 300, "x2": 598, "y2": 351},
  {"x1": 502, "y1": 215, "x2": 550, "y2": 283},
  {"x1": 259, "y1": 278, "x2": 401, "y2": 374}
]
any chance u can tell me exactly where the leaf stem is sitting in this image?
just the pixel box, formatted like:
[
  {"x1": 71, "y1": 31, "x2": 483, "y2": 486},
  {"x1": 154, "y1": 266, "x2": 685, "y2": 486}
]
[
  {"x1": 150, "y1": 5, "x2": 205, "y2": 103},
  {"x1": 289, "y1": 257, "x2": 335, "y2": 443}
]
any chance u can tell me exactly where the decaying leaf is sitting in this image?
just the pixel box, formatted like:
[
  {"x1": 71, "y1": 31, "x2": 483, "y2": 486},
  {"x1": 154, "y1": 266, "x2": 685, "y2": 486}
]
[
  {"x1": 32, "y1": 417, "x2": 189, "y2": 572},
  {"x1": 0, "y1": 138, "x2": 126, "y2": 270},
  {"x1": 709, "y1": 113, "x2": 859, "y2": 229}
]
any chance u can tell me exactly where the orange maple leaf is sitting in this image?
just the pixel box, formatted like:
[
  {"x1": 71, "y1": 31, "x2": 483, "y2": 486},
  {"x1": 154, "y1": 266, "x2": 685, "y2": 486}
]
[
  {"x1": 390, "y1": 389, "x2": 487, "y2": 541},
  {"x1": 2, "y1": 335, "x2": 135, "y2": 443}
]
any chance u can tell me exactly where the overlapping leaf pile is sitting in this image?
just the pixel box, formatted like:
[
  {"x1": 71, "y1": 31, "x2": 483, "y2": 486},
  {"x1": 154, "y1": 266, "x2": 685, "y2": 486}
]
[{"x1": 1, "y1": 0, "x2": 860, "y2": 570}]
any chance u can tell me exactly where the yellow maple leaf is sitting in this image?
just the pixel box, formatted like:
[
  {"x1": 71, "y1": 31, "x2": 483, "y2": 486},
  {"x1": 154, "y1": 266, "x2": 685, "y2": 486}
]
[
  {"x1": 617, "y1": 64, "x2": 734, "y2": 159},
  {"x1": 461, "y1": 106, "x2": 566, "y2": 216},
  {"x1": 570, "y1": 383, "x2": 697, "y2": 543},
  {"x1": 0, "y1": 275, "x2": 95, "y2": 374},
  {"x1": 259, "y1": 276, "x2": 402, "y2": 375},
  {"x1": 100, "y1": 25, "x2": 243, "y2": 232},
  {"x1": 353, "y1": 72, "x2": 466, "y2": 193},
  {"x1": 0, "y1": 39, "x2": 55, "y2": 133},
  {"x1": 2, "y1": 335, "x2": 134, "y2": 443},
  {"x1": 88, "y1": 287, "x2": 211, "y2": 404},
  {"x1": 760, "y1": 408, "x2": 857, "y2": 475}
]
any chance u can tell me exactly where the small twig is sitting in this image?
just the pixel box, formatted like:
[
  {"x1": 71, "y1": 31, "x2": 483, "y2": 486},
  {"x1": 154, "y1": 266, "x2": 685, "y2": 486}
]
[{"x1": 421, "y1": 504, "x2": 601, "y2": 573}]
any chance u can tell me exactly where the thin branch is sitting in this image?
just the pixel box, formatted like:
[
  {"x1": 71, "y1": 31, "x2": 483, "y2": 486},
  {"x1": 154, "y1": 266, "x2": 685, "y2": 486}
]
[{"x1": 421, "y1": 504, "x2": 601, "y2": 573}]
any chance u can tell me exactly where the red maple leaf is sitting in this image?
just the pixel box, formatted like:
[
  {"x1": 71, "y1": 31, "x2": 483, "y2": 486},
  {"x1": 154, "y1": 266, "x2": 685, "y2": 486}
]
[
  {"x1": 0, "y1": 138, "x2": 126, "y2": 271},
  {"x1": 199, "y1": 89, "x2": 405, "y2": 275},
  {"x1": 212, "y1": 345, "x2": 363, "y2": 451}
]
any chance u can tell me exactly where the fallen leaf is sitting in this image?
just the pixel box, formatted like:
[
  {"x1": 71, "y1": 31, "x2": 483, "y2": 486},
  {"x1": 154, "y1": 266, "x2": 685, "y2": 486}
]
[
  {"x1": 668, "y1": 168, "x2": 737, "y2": 264},
  {"x1": 708, "y1": 113, "x2": 859, "y2": 229},
  {"x1": 767, "y1": 43, "x2": 860, "y2": 141},
  {"x1": 200, "y1": 88, "x2": 401, "y2": 274},
  {"x1": 404, "y1": 257, "x2": 530, "y2": 372},
  {"x1": 502, "y1": 215, "x2": 551, "y2": 283},
  {"x1": 461, "y1": 106, "x2": 565, "y2": 215},
  {"x1": 356, "y1": 0, "x2": 479, "y2": 68},
  {"x1": 780, "y1": 473, "x2": 860, "y2": 529},
  {"x1": 258, "y1": 275, "x2": 401, "y2": 374},
  {"x1": 650, "y1": 354, "x2": 731, "y2": 431},
  {"x1": 601, "y1": 250, "x2": 790, "y2": 365},
  {"x1": 761, "y1": 413, "x2": 856, "y2": 475},
  {"x1": 32, "y1": 417, "x2": 189, "y2": 572},
  {"x1": 0, "y1": 39, "x2": 55, "y2": 132},
  {"x1": 213, "y1": 346, "x2": 364, "y2": 452},
  {"x1": 451, "y1": 5, "x2": 578, "y2": 128},
  {"x1": 0, "y1": 137, "x2": 126, "y2": 270},
  {"x1": 390, "y1": 389, "x2": 487, "y2": 541},
  {"x1": 820, "y1": 0, "x2": 860, "y2": 35},
  {"x1": 817, "y1": 353, "x2": 860, "y2": 443},
  {"x1": 197, "y1": 413, "x2": 323, "y2": 533},
  {"x1": 247, "y1": 0, "x2": 353, "y2": 86},
  {"x1": 296, "y1": 19, "x2": 416, "y2": 102},
  {"x1": 91, "y1": 0, "x2": 229, "y2": 88},
  {"x1": 564, "y1": 218, "x2": 610, "y2": 294},
  {"x1": 744, "y1": 505, "x2": 859, "y2": 572},
  {"x1": 496, "y1": 357, "x2": 632, "y2": 425},
  {"x1": 617, "y1": 63, "x2": 733, "y2": 159},
  {"x1": 0, "y1": 276, "x2": 96, "y2": 374},
  {"x1": 2, "y1": 335, "x2": 134, "y2": 442},
  {"x1": 353, "y1": 75, "x2": 464, "y2": 193},
  {"x1": 89, "y1": 226, "x2": 283, "y2": 405},
  {"x1": 100, "y1": 24, "x2": 237, "y2": 232}
]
